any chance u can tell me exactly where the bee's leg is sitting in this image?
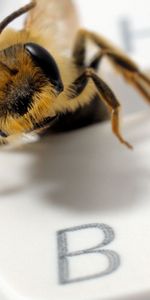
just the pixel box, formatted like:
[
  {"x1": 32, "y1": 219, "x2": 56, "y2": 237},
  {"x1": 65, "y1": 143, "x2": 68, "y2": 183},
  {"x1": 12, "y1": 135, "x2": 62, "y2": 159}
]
[
  {"x1": 89, "y1": 49, "x2": 150, "y2": 102},
  {"x1": 73, "y1": 29, "x2": 150, "y2": 103},
  {"x1": 57, "y1": 69, "x2": 132, "y2": 149},
  {"x1": 88, "y1": 51, "x2": 104, "y2": 71}
]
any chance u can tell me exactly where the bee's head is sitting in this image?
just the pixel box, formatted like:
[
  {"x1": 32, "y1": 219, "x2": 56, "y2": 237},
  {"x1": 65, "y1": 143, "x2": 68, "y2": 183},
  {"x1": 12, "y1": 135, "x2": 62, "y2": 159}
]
[{"x1": 0, "y1": 43, "x2": 63, "y2": 139}]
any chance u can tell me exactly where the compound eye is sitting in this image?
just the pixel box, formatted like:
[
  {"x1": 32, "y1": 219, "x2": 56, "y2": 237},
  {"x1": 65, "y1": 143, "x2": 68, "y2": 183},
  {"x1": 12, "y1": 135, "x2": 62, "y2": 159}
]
[{"x1": 24, "y1": 43, "x2": 63, "y2": 93}]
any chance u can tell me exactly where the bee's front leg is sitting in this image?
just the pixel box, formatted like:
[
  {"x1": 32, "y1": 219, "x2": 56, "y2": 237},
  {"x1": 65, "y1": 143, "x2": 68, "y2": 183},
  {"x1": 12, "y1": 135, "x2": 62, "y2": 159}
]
[
  {"x1": 73, "y1": 29, "x2": 150, "y2": 103},
  {"x1": 56, "y1": 68, "x2": 132, "y2": 149}
]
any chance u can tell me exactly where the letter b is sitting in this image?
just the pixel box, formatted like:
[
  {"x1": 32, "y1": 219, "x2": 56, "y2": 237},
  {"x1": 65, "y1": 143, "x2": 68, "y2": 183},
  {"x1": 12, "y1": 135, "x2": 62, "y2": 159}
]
[{"x1": 57, "y1": 223, "x2": 120, "y2": 284}]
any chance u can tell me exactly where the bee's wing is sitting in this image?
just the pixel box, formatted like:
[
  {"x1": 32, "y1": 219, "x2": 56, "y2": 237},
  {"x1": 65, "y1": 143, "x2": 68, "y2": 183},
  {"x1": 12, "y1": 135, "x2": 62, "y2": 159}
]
[{"x1": 24, "y1": 0, "x2": 79, "y2": 54}]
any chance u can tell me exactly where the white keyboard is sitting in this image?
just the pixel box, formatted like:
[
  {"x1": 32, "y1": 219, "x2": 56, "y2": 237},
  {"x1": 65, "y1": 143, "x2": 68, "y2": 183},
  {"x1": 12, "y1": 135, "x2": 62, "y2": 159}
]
[{"x1": 0, "y1": 110, "x2": 150, "y2": 300}]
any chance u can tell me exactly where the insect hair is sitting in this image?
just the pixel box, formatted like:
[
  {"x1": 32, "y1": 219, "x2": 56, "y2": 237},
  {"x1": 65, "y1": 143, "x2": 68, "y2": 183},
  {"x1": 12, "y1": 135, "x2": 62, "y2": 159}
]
[{"x1": 0, "y1": 0, "x2": 149, "y2": 147}]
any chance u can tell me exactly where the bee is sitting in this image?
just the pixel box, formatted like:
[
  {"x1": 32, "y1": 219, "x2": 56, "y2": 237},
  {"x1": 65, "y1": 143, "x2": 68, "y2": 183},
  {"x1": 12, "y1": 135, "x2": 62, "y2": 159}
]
[{"x1": 0, "y1": 0, "x2": 149, "y2": 148}]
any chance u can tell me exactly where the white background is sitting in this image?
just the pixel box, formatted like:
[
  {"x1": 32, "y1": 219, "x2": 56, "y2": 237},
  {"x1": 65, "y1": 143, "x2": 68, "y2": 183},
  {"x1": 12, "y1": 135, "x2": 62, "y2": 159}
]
[{"x1": 76, "y1": 0, "x2": 150, "y2": 68}]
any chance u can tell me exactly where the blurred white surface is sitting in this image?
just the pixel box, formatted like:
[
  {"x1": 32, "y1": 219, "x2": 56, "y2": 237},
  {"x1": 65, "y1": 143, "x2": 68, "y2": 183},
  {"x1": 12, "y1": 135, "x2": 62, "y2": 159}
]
[
  {"x1": 0, "y1": 113, "x2": 150, "y2": 300},
  {"x1": 76, "y1": 0, "x2": 150, "y2": 68}
]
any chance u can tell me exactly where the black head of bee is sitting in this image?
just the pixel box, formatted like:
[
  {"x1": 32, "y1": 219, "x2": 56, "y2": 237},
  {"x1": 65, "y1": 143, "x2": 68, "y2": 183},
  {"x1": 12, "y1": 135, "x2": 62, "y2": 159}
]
[
  {"x1": 24, "y1": 43, "x2": 64, "y2": 93},
  {"x1": 0, "y1": 42, "x2": 65, "y2": 138}
]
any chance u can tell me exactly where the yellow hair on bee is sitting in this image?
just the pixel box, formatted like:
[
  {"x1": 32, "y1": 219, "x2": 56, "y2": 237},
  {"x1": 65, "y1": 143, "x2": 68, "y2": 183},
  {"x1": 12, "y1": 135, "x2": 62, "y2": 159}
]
[{"x1": 0, "y1": 3, "x2": 81, "y2": 140}]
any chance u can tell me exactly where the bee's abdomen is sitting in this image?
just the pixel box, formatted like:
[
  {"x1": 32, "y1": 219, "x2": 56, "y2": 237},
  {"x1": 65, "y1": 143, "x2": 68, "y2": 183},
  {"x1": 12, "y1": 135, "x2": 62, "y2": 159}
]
[{"x1": 49, "y1": 94, "x2": 109, "y2": 133}]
